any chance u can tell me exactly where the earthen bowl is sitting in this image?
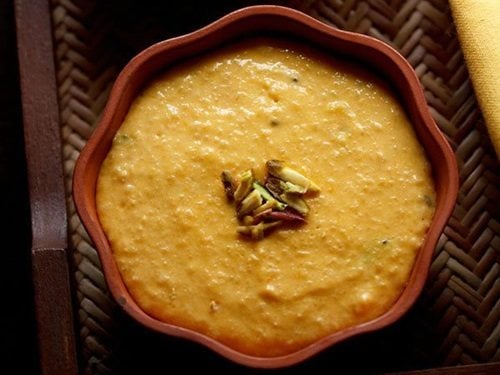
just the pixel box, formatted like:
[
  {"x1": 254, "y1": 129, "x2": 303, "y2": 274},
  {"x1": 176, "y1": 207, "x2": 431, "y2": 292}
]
[{"x1": 73, "y1": 5, "x2": 459, "y2": 368}]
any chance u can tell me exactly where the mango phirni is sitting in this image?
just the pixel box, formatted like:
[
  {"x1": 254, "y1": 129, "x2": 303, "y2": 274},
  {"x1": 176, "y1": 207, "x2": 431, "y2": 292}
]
[{"x1": 97, "y1": 39, "x2": 435, "y2": 356}]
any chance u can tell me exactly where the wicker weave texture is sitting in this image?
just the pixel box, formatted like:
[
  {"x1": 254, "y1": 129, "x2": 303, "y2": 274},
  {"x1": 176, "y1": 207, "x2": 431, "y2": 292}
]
[{"x1": 51, "y1": 0, "x2": 500, "y2": 373}]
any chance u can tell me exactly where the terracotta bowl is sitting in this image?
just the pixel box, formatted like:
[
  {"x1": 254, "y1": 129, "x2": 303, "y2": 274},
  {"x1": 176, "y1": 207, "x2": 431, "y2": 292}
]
[{"x1": 73, "y1": 5, "x2": 458, "y2": 368}]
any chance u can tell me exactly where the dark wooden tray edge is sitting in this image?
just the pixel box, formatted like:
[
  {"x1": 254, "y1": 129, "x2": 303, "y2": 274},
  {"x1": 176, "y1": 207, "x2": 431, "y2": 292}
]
[{"x1": 15, "y1": 0, "x2": 78, "y2": 374}]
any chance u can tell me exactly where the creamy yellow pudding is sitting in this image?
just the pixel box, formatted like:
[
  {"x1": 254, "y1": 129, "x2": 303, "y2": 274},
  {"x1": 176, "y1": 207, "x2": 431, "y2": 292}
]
[{"x1": 96, "y1": 39, "x2": 435, "y2": 356}]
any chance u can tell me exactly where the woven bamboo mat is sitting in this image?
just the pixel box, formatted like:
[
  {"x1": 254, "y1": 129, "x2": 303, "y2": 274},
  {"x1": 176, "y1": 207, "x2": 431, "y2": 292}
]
[{"x1": 52, "y1": 0, "x2": 500, "y2": 373}]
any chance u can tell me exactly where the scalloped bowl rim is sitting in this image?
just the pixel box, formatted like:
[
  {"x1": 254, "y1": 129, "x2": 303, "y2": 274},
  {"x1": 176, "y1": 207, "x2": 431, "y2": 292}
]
[{"x1": 73, "y1": 5, "x2": 458, "y2": 368}]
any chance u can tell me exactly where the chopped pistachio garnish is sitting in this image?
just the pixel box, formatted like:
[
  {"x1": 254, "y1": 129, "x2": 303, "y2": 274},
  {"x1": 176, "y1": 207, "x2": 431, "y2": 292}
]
[
  {"x1": 266, "y1": 178, "x2": 309, "y2": 215},
  {"x1": 234, "y1": 169, "x2": 254, "y2": 203},
  {"x1": 238, "y1": 189, "x2": 262, "y2": 217},
  {"x1": 252, "y1": 200, "x2": 277, "y2": 215},
  {"x1": 220, "y1": 171, "x2": 235, "y2": 201},
  {"x1": 252, "y1": 181, "x2": 273, "y2": 201},
  {"x1": 242, "y1": 215, "x2": 254, "y2": 226},
  {"x1": 283, "y1": 181, "x2": 307, "y2": 194},
  {"x1": 221, "y1": 160, "x2": 319, "y2": 240},
  {"x1": 280, "y1": 192, "x2": 309, "y2": 216},
  {"x1": 264, "y1": 177, "x2": 284, "y2": 200},
  {"x1": 252, "y1": 208, "x2": 274, "y2": 223},
  {"x1": 267, "y1": 210, "x2": 305, "y2": 222},
  {"x1": 237, "y1": 221, "x2": 283, "y2": 240},
  {"x1": 266, "y1": 160, "x2": 320, "y2": 193},
  {"x1": 253, "y1": 182, "x2": 287, "y2": 210}
]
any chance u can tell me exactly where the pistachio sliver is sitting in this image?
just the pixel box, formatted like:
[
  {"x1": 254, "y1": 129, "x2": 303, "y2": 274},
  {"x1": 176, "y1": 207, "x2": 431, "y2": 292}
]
[
  {"x1": 242, "y1": 215, "x2": 254, "y2": 226},
  {"x1": 274, "y1": 179, "x2": 307, "y2": 195},
  {"x1": 237, "y1": 221, "x2": 283, "y2": 240},
  {"x1": 238, "y1": 189, "x2": 262, "y2": 217},
  {"x1": 253, "y1": 181, "x2": 287, "y2": 210},
  {"x1": 266, "y1": 210, "x2": 305, "y2": 222},
  {"x1": 252, "y1": 200, "x2": 276, "y2": 215},
  {"x1": 266, "y1": 160, "x2": 320, "y2": 193},
  {"x1": 283, "y1": 181, "x2": 307, "y2": 194},
  {"x1": 233, "y1": 169, "x2": 254, "y2": 203},
  {"x1": 262, "y1": 220, "x2": 283, "y2": 231},
  {"x1": 236, "y1": 225, "x2": 253, "y2": 236},
  {"x1": 220, "y1": 171, "x2": 236, "y2": 201},
  {"x1": 265, "y1": 177, "x2": 285, "y2": 200},
  {"x1": 252, "y1": 208, "x2": 273, "y2": 223},
  {"x1": 252, "y1": 182, "x2": 274, "y2": 201},
  {"x1": 280, "y1": 192, "x2": 309, "y2": 216},
  {"x1": 250, "y1": 224, "x2": 265, "y2": 240}
]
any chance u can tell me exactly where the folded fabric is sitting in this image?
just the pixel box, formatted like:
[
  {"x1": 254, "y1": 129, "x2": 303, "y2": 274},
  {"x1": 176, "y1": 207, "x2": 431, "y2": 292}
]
[{"x1": 449, "y1": 0, "x2": 500, "y2": 158}]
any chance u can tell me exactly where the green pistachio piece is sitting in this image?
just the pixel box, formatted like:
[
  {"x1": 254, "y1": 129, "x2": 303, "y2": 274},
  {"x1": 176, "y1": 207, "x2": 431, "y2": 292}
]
[
  {"x1": 279, "y1": 192, "x2": 309, "y2": 216},
  {"x1": 273, "y1": 178, "x2": 307, "y2": 195},
  {"x1": 220, "y1": 171, "x2": 236, "y2": 201},
  {"x1": 265, "y1": 177, "x2": 285, "y2": 200},
  {"x1": 236, "y1": 225, "x2": 253, "y2": 236},
  {"x1": 236, "y1": 221, "x2": 283, "y2": 240},
  {"x1": 236, "y1": 223, "x2": 265, "y2": 240},
  {"x1": 266, "y1": 160, "x2": 320, "y2": 193},
  {"x1": 252, "y1": 208, "x2": 273, "y2": 223},
  {"x1": 242, "y1": 215, "x2": 254, "y2": 226},
  {"x1": 267, "y1": 210, "x2": 305, "y2": 222},
  {"x1": 251, "y1": 224, "x2": 265, "y2": 240},
  {"x1": 252, "y1": 181, "x2": 273, "y2": 201},
  {"x1": 238, "y1": 189, "x2": 262, "y2": 217},
  {"x1": 253, "y1": 182, "x2": 287, "y2": 210},
  {"x1": 233, "y1": 169, "x2": 254, "y2": 203},
  {"x1": 283, "y1": 181, "x2": 307, "y2": 194},
  {"x1": 252, "y1": 200, "x2": 277, "y2": 215}
]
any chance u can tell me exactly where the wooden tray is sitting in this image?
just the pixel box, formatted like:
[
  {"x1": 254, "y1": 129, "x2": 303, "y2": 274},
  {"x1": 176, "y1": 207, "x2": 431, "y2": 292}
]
[{"x1": 16, "y1": 0, "x2": 500, "y2": 373}]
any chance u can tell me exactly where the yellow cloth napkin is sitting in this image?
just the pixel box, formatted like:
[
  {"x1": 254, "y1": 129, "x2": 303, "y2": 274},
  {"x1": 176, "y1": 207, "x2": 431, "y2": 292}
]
[{"x1": 449, "y1": 0, "x2": 500, "y2": 158}]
